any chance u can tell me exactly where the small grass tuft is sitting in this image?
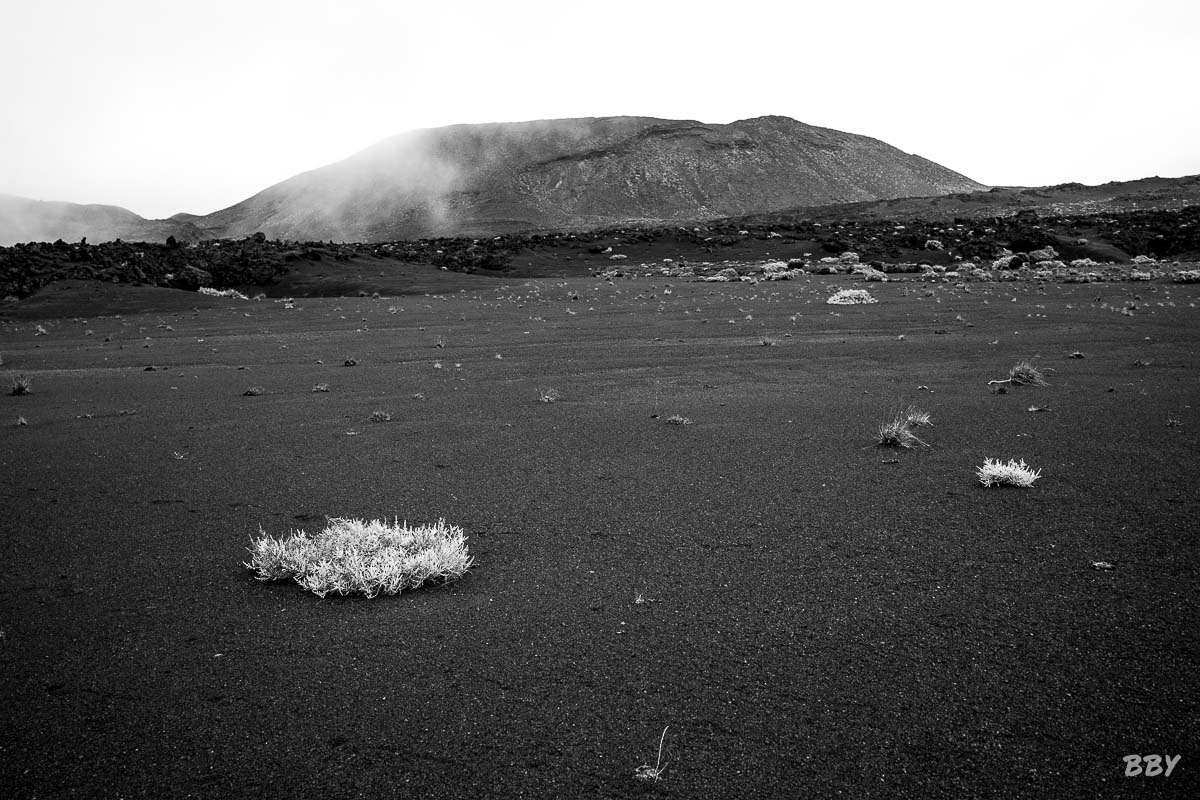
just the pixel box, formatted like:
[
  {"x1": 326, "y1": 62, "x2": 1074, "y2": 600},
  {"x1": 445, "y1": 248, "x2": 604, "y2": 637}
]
[
  {"x1": 988, "y1": 360, "x2": 1048, "y2": 388},
  {"x1": 243, "y1": 386, "x2": 264, "y2": 396},
  {"x1": 665, "y1": 415, "x2": 692, "y2": 426},
  {"x1": 875, "y1": 413, "x2": 929, "y2": 449},
  {"x1": 312, "y1": 383, "x2": 330, "y2": 392},
  {"x1": 245, "y1": 517, "x2": 473, "y2": 598},
  {"x1": 536, "y1": 387, "x2": 560, "y2": 403},
  {"x1": 634, "y1": 726, "x2": 670, "y2": 782},
  {"x1": 9, "y1": 375, "x2": 32, "y2": 395},
  {"x1": 977, "y1": 458, "x2": 1042, "y2": 487},
  {"x1": 369, "y1": 410, "x2": 392, "y2": 423},
  {"x1": 1009, "y1": 360, "x2": 1049, "y2": 386}
]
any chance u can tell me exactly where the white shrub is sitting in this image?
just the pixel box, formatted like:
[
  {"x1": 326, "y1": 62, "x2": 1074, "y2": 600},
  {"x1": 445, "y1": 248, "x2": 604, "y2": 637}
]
[
  {"x1": 198, "y1": 287, "x2": 250, "y2": 300},
  {"x1": 826, "y1": 288, "x2": 877, "y2": 305},
  {"x1": 977, "y1": 458, "x2": 1042, "y2": 488},
  {"x1": 246, "y1": 517, "x2": 473, "y2": 598}
]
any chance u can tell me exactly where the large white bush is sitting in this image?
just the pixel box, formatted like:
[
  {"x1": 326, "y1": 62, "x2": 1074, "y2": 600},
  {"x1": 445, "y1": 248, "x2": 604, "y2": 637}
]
[{"x1": 246, "y1": 517, "x2": 473, "y2": 598}]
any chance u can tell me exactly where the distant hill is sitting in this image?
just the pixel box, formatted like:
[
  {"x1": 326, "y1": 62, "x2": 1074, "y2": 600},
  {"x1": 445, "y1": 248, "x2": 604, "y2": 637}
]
[
  {"x1": 733, "y1": 174, "x2": 1200, "y2": 226},
  {"x1": 189, "y1": 115, "x2": 986, "y2": 241},
  {"x1": 0, "y1": 194, "x2": 203, "y2": 247}
]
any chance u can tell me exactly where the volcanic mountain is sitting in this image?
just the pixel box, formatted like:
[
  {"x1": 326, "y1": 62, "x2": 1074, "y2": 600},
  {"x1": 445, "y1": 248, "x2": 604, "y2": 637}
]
[{"x1": 193, "y1": 115, "x2": 984, "y2": 241}]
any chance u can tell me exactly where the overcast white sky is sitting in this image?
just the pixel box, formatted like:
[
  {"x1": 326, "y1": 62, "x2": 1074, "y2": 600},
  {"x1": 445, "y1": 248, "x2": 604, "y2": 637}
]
[{"x1": 2, "y1": 0, "x2": 1197, "y2": 219}]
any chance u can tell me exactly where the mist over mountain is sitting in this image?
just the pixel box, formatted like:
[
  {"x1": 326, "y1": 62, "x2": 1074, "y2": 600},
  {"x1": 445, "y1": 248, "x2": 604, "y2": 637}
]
[
  {"x1": 192, "y1": 115, "x2": 985, "y2": 241},
  {"x1": 0, "y1": 195, "x2": 200, "y2": 247}
]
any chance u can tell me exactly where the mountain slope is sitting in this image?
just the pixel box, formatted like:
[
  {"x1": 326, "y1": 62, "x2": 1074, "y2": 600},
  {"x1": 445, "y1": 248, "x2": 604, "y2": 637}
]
[
  {"x1": 0, "y1": 195, "x2": 202, "y2": 246},
  {"x1": 193, "y1": 115, "x2": 985, "y2": 241}
]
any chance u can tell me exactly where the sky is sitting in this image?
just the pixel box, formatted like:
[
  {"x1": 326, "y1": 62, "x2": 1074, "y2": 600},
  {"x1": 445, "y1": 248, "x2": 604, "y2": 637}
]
[{"x1": 1, "y1": 0, "x2": 1198, "y2": 220}]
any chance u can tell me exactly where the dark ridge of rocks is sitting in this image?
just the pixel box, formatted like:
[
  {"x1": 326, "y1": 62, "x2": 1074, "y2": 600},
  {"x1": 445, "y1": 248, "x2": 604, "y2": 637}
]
[{"x1": 2, "y1": 205, "x2": 1198, "y2": 300}]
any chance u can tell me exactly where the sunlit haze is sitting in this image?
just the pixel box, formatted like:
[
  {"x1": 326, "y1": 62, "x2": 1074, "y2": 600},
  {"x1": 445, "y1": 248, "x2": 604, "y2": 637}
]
[{"x1": 2, "y1": 0, "x2": 1198, "y2": 220}]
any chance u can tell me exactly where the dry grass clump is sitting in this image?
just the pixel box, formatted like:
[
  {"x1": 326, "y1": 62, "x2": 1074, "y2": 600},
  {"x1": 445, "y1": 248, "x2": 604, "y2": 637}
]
[
  {"x1": 9, "y1": 374, "x2": 32, "y2": 395},
  {"x1": 826, "y1": 288, "x2": 877, "y2": 305},
  {"x1": 369, "y1": 410, "x2": 392, "y2": 422},
  {"x1": 665, "y1": 414, "x2": 692, "y2": 425},
  {"x1": 989, "y1": 360, "x2": 1048, "y2": 388},
  {"x1": 536, "y1": 387, "x2": 560, "y2": 403},
  {"x1": 246, "y1": 517, "x2": 473, "y2": 598},
  {"x1": 875, "y1": 411, "x2": 929, "y2": 448},
  {"x1": 977, "y1": 458, "x2": 1042, "y2": 487},
  {"x1": 311, "y1": 383, "x2": 330, "y2": 392},
  {"x1": 242, "y1": 386, "x2": 264, "y2": 396}
]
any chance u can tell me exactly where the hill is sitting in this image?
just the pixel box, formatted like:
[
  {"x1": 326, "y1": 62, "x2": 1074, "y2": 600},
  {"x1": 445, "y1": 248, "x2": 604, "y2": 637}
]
[{"x1": 0, "y1": 195, "x2": 202, "y2": 247}]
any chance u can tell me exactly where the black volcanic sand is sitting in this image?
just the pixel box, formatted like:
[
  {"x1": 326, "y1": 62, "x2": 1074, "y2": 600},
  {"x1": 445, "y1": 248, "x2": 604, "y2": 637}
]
[{"x1": 1, "y1": 274, "x2": 1198, "y2": 799}]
